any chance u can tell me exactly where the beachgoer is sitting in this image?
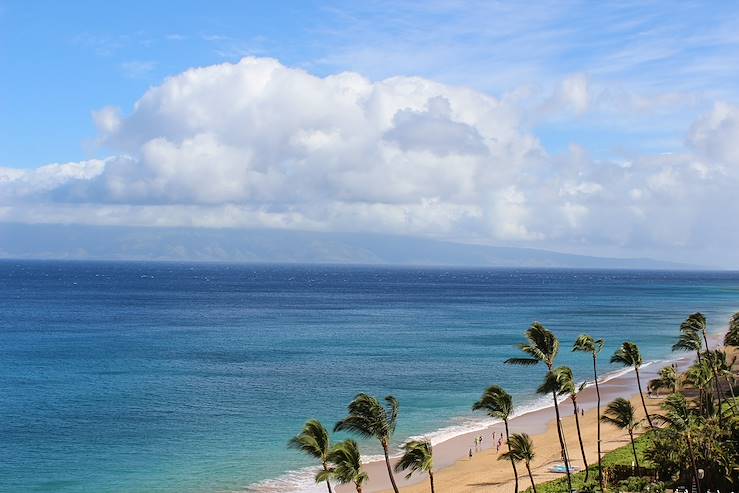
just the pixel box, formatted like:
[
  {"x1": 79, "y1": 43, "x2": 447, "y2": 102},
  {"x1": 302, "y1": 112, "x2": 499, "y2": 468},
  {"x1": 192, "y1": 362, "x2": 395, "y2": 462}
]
[{"x1": 469, "y1": 448, "x2": 473, "y2": 458}]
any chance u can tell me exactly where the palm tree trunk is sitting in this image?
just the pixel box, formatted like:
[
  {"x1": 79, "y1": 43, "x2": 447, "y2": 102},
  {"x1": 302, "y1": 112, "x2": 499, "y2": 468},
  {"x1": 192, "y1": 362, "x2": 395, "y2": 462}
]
[
  {"x1": 526, "y1": 462, "x2": 537, "y2": 493},
  {"x1": 503, "y1": 418, "x2": 519, "y2": 493},
  {"x1": 701, "y1": 330, "x2": 710, "y2": 352},
  {"x1": 382, "y1": 442, "x2": 400, "y2": 493},
  {"x1": 322, "y1": 463, "x2": 334, "y2": 493},
  {"x1": 356, "y1": 485, "x2": 362, "y2": 493},
  {"x1": 593, "y1": 355, "x2": 604, "y2": 492},
  {"x1": 552, "y1": 390, "x2": 573, "y2": 492},
  {"x1": 571, "y1": 397, "x2": 589, "y2": 481},
  {"x1": 628, "y1": 430, "x2": 640, "y2": 475},
  {"x1": 702, "y1": 332, "x2": 725, "y2": 418},
  {"x1": 686, "y1": 433, "x2": 702, "y2": 493},
  {"x1": 634, "y1": 367, "x2": 654, "y2": 429},
  {"x1": 429, "y1": 470, "x2": 435, "y2": 493},
  {"x1": 725, "y1": 375, "x2": 738, "y2": 416},
  {"x1": 711, "y1": 365, "x2": 723, "y2": 421}
]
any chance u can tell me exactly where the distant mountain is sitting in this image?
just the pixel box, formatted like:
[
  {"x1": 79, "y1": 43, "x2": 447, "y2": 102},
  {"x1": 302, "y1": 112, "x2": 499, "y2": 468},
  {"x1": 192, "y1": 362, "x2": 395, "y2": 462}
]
[{"x1": 0, "y1": 223, "x2": 701, "y2": 269}]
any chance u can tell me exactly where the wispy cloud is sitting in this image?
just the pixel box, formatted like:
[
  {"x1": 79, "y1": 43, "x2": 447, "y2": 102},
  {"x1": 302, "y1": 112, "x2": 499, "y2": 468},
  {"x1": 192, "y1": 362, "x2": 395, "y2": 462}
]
[{"x1": 119, "y1": 60, "x2": 157, "y2": 79}]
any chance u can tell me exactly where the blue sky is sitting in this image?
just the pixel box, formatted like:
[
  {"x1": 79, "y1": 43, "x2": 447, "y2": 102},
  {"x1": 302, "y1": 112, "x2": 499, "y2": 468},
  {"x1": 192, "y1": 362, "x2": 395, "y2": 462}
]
[
  {"x1": 2, "y1": 1, "x2": 739, "y2": 265},
  {"x1": 4, "y1": 0, "x2": 738, "y2": 169}
]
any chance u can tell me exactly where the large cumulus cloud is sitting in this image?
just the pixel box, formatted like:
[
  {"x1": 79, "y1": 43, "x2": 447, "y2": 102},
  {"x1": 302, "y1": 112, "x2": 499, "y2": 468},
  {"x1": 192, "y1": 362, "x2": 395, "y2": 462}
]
[{"x1": 1, "y1": 57, "x2": 738, "y2": 263}]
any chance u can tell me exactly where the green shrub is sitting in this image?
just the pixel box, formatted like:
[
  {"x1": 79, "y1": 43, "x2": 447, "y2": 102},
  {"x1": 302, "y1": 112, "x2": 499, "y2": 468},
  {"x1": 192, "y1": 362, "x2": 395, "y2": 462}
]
[{"x1": 616, "y1": 476, "x2": 664, "y2": 493}]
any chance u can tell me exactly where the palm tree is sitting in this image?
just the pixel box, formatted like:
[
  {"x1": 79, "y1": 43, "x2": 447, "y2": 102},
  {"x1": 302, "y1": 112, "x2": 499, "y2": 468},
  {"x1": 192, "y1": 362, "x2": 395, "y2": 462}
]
[
  {"x1": 335, "y1": 394, "x2": 401, "y2": 493},
  {"x1": 724, "y1": 312, "x2": 739, "y2": 347},
  {"x1": 319, "y1": 440, "x2": 368, "y2": 493},
  {"x1": 672, "y1": 330, "x2": 703, "y2": 363},
  {"x1": 611, "y1": 342, "x2": 654, "y2": 429},
  {"x1": 472, "y1": 385, "x2": 519, "y2": 493},
  {"x1": 572, "y1": 334, "x2": 605, "y2": 491},
  {"x1": 394, "y1": 440, "x2": 435, "y2": 493},
  {"x1": 289, "y1": 419, "x2": 335, "y2": 493},
  {"x1": 712, "y1": 350, "x2": 738, "y2": 416},
  {"x1": 681, "y1": 314, "x2": 723, "y2": 417},
  {"x1": 655, "y1": 393, "x2": 703, "y2": 493},
  {"x1": 681, "y1": 312, "x2": 710, "y2": 349},
  {"x1": 499, "y1": 433, "x2": 538, "y2": 493},
  {"x1": 649, "y1": 365, "x2": 678, "y2": 395},
  {"x1": 685, "y1": 359, "x2": 715, "y2": 416},
  {"x1": 545, "y1": 366, "x2": 589, "y2": 481},
  {"x1": 600, "y1": 397, "x2": 641, "y2": 474},
  {"x1": 505, "y1": 322, "x2": 572, "y2": 492}
]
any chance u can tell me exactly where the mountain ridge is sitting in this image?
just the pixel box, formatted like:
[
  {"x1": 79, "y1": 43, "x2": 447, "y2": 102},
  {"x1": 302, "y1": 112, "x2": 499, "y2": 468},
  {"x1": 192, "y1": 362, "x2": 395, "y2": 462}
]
[{"x1": 0, "y1": 223, "x2": 705, "y2": 270}]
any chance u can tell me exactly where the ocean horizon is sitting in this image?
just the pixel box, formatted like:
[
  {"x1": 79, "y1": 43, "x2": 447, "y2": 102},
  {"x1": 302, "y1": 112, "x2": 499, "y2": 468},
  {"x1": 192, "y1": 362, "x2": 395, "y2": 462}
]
[{"x1": 2, "y1": 260, "x2": 738, "y2": 493}]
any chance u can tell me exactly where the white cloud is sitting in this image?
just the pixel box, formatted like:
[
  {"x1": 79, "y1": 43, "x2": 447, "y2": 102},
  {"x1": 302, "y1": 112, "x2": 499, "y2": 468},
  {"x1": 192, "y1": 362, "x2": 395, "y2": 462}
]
[
  {"x1": 688, "y1": 102, "x2": 739, "y2": 168},
  {"x1": 2, "y1": 57, "x2": 739, "y2": 264}
]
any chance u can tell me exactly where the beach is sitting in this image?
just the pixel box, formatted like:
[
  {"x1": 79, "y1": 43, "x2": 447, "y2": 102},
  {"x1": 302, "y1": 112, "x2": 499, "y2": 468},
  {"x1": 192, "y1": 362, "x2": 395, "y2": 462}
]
[{"x1": 355, "y1": 355, "x2": 697, "y2": 493}]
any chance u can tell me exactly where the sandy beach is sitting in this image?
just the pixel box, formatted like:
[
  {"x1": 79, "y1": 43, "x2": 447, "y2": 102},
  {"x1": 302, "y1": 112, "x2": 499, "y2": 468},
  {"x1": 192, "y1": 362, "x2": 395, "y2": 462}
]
[{"x1": 346, "y1": 354, "x2": 698, "y2": 493}]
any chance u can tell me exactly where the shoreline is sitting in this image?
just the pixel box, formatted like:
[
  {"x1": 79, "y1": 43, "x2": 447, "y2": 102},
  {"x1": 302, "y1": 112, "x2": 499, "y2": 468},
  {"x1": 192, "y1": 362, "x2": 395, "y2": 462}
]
[
  {"x1": 249, "y1": 331, "x2": 725, "y2": 493},
  {"x1": 357, "y1": 353, "x2": 695, "y2": 493}
]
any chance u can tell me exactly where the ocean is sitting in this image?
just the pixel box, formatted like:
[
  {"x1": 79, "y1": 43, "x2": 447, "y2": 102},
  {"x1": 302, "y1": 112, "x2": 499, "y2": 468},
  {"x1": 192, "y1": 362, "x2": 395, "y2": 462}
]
[{"x1": 1, "y1": 260, "x2": 738, "y2": 493}]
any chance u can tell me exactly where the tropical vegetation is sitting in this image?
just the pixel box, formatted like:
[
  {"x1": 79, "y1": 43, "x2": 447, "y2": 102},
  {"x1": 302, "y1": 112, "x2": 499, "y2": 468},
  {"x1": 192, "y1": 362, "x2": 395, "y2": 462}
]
[
  {"x1": 394, "y1": 440, "x2": 435, "y2": 493},
  {"x1": 288, "y1": 312, "x2": 739, "y2": 493}
]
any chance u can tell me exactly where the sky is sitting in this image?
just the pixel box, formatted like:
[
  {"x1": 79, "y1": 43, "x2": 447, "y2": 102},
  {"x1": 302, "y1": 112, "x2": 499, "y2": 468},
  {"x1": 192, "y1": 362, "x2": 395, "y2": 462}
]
[{"x1": 2, "y1": 1, "x2": 739, "y2": 266}]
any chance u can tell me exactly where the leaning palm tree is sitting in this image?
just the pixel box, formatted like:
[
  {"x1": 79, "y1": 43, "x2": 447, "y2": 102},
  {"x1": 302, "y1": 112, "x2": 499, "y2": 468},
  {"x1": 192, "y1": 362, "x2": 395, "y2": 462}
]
[
  {"x1": 572, "y1": 334, "x2": 605, "y2": 491},
  {"x1": 499, "y1": 433, "x2": 538, "y2": 493},
  {"x1": 394, "y1": 440, "x2": 435, "y2": 493},
  {"x1": 289, "y1": 419, "x2": 335, "y2": 493},
  {"x1": 681, "y1": 312, "x2": 710, "y2": 349},
  {"x1": 319, "y1": 439, "x2": 368, "y2": 493},
  {"x1": 611, "y1": 342, "x2": 654, "y2": 429},
  {"x1": 600, "y1": 397, "x2": 641, "y2": 474},
  {"x1": 335, "y1": 394, "x2": 400, "y2": 493},
  {"x1": 505, "y1": 323, "x2": 572, "y2": 492},
  {"x1": 545, "y1": 366, "x2": 589, "y2": 481},
  {"x1": 649, "y1": 365, "x2": 678, "y2": 395},
  {"x1": 472, "y1": 385, "x2": 519, "y2": 493},
  {"x1": 672, "y1": 330, "x2": 703, "y2": 363}
]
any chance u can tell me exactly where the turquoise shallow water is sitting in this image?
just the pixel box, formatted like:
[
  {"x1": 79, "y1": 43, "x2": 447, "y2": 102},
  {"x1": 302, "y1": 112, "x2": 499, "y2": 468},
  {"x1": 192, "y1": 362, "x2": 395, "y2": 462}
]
[{"x1": 1, "y1": 260, "x2": 738, "y2": 493}]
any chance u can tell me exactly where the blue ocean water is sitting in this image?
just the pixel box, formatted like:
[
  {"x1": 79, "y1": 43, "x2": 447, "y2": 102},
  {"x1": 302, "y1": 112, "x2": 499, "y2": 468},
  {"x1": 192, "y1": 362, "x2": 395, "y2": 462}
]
[{"x1": 1, "y1": 260, "x2": 738, "y2": 493}]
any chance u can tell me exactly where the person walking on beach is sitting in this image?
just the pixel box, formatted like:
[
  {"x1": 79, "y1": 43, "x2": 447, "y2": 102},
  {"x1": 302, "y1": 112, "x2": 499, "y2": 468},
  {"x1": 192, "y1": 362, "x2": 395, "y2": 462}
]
[{"x1": 469, "y1": 448, "x2": 473, "y2": 458}]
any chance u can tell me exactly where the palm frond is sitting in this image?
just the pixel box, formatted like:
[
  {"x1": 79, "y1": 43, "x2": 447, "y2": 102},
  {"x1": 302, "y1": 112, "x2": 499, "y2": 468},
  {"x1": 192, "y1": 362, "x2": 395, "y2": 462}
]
[
  {"x1": 288, "y1": 419, "x2": 331, "y2": 461},
  {"x1": 472, "y1": 385, "x2": 514, "y2": 420},
  {"x1": 335, "y1": 393, "x2": 400, "y2": 445},
  {"x1": 497, "y1": 433, "x2": 535, "y2": 463},
  {"x1": 672, "y1": 331, "x2": 702, "y2": 353},
  {"x1": 394, "y1": 440, "x2": 433, "y2": 479},
  {"x1": 610, "y1": 341, "x2": 642, "y2": 368},
  {"x1": 600, "y1": 397, "x2": 638, "y2": 432},
  {"x1": 327, "y1": 439, "x2": 366, "y2": 487},
  {"x1": 537, "y1": 367, "x2": 575, "y2": 396}
]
